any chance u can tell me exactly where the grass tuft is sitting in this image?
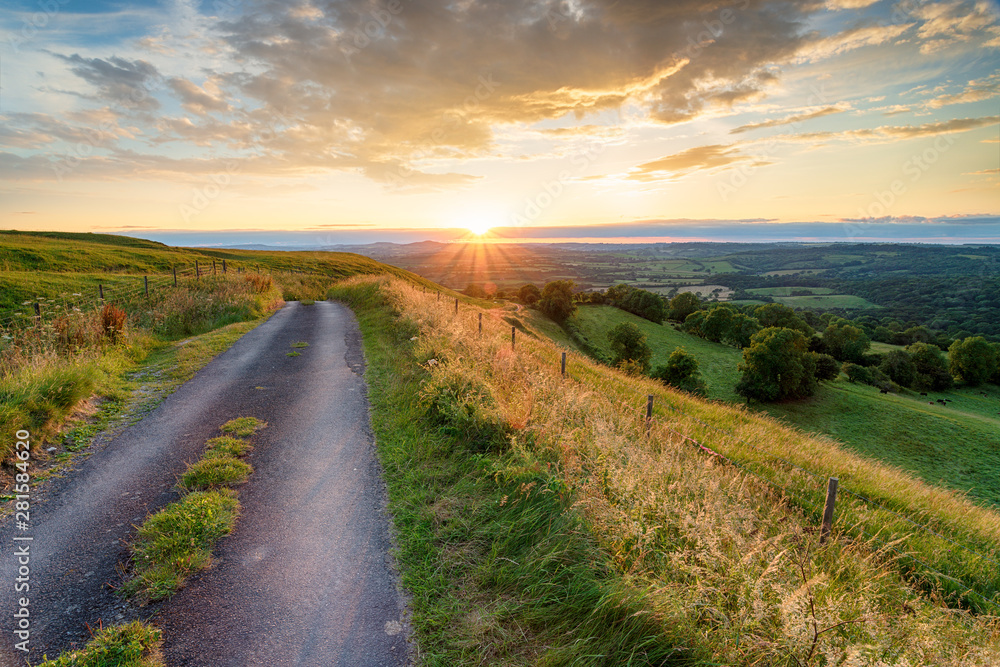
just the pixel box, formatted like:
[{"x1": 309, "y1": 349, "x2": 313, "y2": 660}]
[
  {"x1": 177, "y1": 456, "x2": 252, "y2": 491},
  {"x1": 203, "y1": 435, "x2": 252, "y2": 458},
  {"x1": 286, "y1": 351, "x2": 300, "y2": 357},
  {"x1": 123, "y1": 490, "x2": 239, "y2": 601},
  {"x1": 36, "y1": 621, "x2": 164, "y2": 667},
  {"x1": 290, "y1": 341, "x2": 309, "y2": 348},
  {"x1": 219, "y1": 416, "x2": 266, "y2": 437}
]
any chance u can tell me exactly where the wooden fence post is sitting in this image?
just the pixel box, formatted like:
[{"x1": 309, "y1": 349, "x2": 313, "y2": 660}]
[
  {"x1": 511, "y1": 326, "x2": 516, "y2": 350},
  {"x1": 645, "y1": 395, "x2": 654, "y2": 435},
  {"x1": 144, "y1": 275, "x2": 149, "y2": 296},
  {"x1": 99, "y1": 284, "x2": 104, "y2": 304},
  {"x1": 455, "y1": 297, "x2": 459, "y2": 314},
  {"x1": 222, "y1": 259, "x2": 227, "y2": 274},
  {"x1": 213, "y1": 260, "x2": 217, "y2": 275},
  {"x1": 561, "y1": 351, "x2": 567, "y2": 377},
  {"x1": 478, "y1": 312, "x2": 482, "y2": 335},
  {"x1": 33, "y1": 302, "x2": 40, "y2": 326},
  {"x1": 820, "y1": 477, "x2": 839, "y2": 544},
  {"x1": 173, "y1": 266, "x2": 177, "y2": 287},
  {"x1": 196, "y1": 260, "x2": 200, "y2": 279}
]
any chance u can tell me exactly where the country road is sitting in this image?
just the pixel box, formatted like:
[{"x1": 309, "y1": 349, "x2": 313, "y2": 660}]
[{"x1": 0, "y1": 301, "x2": 411, "y2": 666}]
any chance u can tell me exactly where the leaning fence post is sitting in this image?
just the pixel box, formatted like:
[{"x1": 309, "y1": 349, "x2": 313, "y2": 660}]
[
  {"x1": 99, "y1": 284, "x2": 104, "y2": 304},
  {"x1": 455, "y1": 297, "x2": 459, "y2": 314},
  {"x1": 645, "y1": 395, "x2": 654, "y2": 435},
  {"x1": 478, "y1": 312, "x2": 483, "y2": 335},
  {"x1": 144, "y1": 275, "x2": 149, "y2": 296},
  {"x1": 222, "y1": 259, "x2": 227, "y2": 274},
  {"x1": 820, "y1": 477, "x2": 839, "y2": 544},
  {"x1": 561, "y1": 351, "x2": 567, "y2": 377},
  {"x1": 173, "y1": 266, "x2": 177, "y2": 286},
  {"x1": 511, "y1": 326, "x2": 516, "y2": 350}
]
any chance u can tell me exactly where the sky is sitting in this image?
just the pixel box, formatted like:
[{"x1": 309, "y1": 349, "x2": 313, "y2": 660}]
[{"x1": 1, "y1": 0, "x2": 999, "y2": 245}]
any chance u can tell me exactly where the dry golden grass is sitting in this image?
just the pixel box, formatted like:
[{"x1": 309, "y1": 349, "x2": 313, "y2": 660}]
[{"x1": 342, "y1": 274, "x2": 1000, "y2": 665}]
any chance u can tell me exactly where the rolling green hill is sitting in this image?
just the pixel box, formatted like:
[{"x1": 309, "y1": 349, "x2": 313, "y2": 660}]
[{"x1": 568, "y1": 304, "x2": 1000, "y2": 507}]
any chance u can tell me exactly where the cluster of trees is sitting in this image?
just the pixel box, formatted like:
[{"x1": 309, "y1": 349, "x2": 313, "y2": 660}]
[
  {"x1": 602, "y1": 284, "x2": 666, "y2": 323},
  {"x1": 606, "y1": 322, "x2": 706, "y2": 395}
]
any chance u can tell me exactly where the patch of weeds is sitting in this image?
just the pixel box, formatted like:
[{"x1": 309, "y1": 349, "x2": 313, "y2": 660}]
[
  {"x1": 219, "y1": 416, "x2": 266, "y2": 437},
  {"x1": 177, "y1": 456, "x2": 252, "y2": 492},
  {"x1": 286, "y1": 351, "x2": 301, "y2": 357},
  {"x1": 203, "y1": 435, "x2": 251, "y2": 458},
  {"x1": 291, "y1": 341, "x2": 309, "y2": 348},
  {"x1": 300, "y1": 300, "x2": 315, "y2": 306},
  {"x1": 36, "y1": 621, "x2": 164, "y2": 667},
  {"x1": 123, "y1": 490, "x2": 239, "y2": 601}
]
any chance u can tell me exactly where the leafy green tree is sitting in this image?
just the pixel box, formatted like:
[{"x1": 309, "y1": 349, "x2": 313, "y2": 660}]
[
  {"x1": 539, "y1": 280, "x2": 576, "y2": 322},
  {"x1": 812, "y1": 353, "x2": 840, "y2": 381},
  {"x1": 948, "y1": 336, "x2": 998, "y2": 386},
  {"x1": 725, "y1": 312, "x2": 761, "y2": 348},
  {"x1": 651, "y1": 347, "x2": 706, "y2": 395},
  {"x1": 822, "y1": 322, "x2": 871, "y2": 363},
  {"x1": 463, "y1": 283, "x2": 486, "y2": 299},
  {"x1": 736, "y1": 327, "x2": 817, "y2": 402},
  {"x1": 669, "y1": 292, "x2": 701, "y2": 322},
  {"x1": 700, "y1": 306, "x2": 734, "y2": 343},
  {"x1": 843, "y1": 363, "x2": 872, "y2": 385},
  {"x1": 682, "y1": 310, "x2": 706, "y2": 336},
  {"x1": 907, "y1": 342, "x2": 952, "y2": 391},
  {"x1": 607, "y1": 322, "x2": 652, "y2": 373},
  {"x1": 879, "y1": 350, "x2": 916, "y2": 388},
  {"x1": 517, "y1": 283, "x2": 541, "y2": 305},
  {"x1": 753, "y1": 303, "x2": 813, "y2": 335}
]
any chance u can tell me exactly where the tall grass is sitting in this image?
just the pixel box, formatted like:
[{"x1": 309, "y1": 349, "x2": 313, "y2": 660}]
[{"x1": 334, "y1": 274, "x2": 1000, "y2": 665}]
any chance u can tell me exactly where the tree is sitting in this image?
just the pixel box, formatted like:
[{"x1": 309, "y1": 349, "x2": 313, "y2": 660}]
[
  {"x1": 669, "y1": 292, "x2": 701, "y2": 322},
  {"x1": 812, "y1": 353, "x2": 840, "y2": 381},
  {"x1": 517, "y1": 283, "x2": 541, "y2": 305},
  {"x1": 753, "y1": 303, "x2": 813, "y2": 335},
  {"x1": 907, "y1": 342, "x2": 952, "y2": 391},
  {"x1": 735, "y1": 327, "x2": 817, "y2": 402},
  {"x1": 948, "y1": 336, "x2": 998, "y2": 386},
  {"x1": 463, "y1": 283, "x2": 486, "y2": 299},
  {"x1": 607, "y1": 322, "x2": 652, "y2": 373},
  {"x1": 651, "y1": 347, "x2": 706, "y2": 395},
  {"x1": 879, "y1": 350, "x2": 916, "y2": 388},
  {"x1": 539, "y1": 280, "x2": 576, "y2": 322},
  {"x1": 822, "y1": 322, "x2": 871, "y2": 363},
  {"x1": 700, "y1": 306, "x2": 734, "y2": 343},
  {"x1": 725, "y1": 312, "x2": 761, "y2": 348}
]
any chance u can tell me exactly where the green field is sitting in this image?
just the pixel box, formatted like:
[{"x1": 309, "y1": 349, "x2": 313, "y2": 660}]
[
  {"x1": 748, "y1": 286, "x2": 836, "y2": 296},
  {"x1": 772, "y1": 294, "x2": 880, "y2": 309},
  {"x1": 571, "y1": 305, "x2": 743, "y2": 401},
  {"x1": 568, "y1": 304, "x2": 1000, "y2": 507}
]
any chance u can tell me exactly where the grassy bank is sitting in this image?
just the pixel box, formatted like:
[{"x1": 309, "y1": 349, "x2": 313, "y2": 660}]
[
  {"x1": 332, "y1": 275, "x2": 1000, "y2": 665},
  {"x1": 36, "y1": 621, "x2": 164, "y2": 667}
]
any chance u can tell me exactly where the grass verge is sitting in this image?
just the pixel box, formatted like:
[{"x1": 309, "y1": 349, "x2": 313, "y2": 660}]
[
  {"x1": 35, "y1": 621, "x2": 164, "y2": 667},
  {"x1": 331, "y1": 274, "x2": 1000, "y2": 665}
]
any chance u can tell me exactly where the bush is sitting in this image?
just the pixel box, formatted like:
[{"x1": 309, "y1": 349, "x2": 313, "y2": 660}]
[
  {"x1": 100, "y1": 303, "x2": 127, "y2": 342},
  {"x1": 651, "y1": 347, "x2": 707, "y2": 396},
  {"x1": 812, "y1": 352, "x2": 840, "y2": 381},
  {"x1": 843, "y1": 362, "x2": 872, "y2": 384},
  {"x1": 517, "y1": 284, "x2": 541, "y2": 305},
  {"x1": 879, "y1": 350, "x2": 916, "y2": 388},
  {"x1": 949, "y1": 336, "x2": 998, "y2": 386},
  {"x1": 607, "y1": 322, "x2": 652, "y2": 372}
]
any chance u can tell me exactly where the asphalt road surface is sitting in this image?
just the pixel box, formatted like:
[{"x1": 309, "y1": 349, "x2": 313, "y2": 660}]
[{"x1": 0, "y1": 301, "x2": 411, "y2": 666}]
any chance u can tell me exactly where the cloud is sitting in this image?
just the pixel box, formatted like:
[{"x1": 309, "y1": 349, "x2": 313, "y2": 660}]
[
  {"x1": 53, "y1": 53, "x2": 161, "y2": 111},
  {"x1": 926, "y1": 73, "x2": 1000, "y2": 108},
  {"x1": 624, "y1": 144, "x2": 770, "y2": 181},
  {"x1": 730, "y1": 106, "x2": 846, "y2": 134},
  {"x1": 797, "y1": 22, "x2": 914, "y2": 62},
  {"x1": 911, "y1": 0, "x2": 1000, "y2": 54},
  {"x1": 784, "y1": 115, "x2": 1000, "y2": 143},
  {"x1": 168, "y1": 77, "x2": 231, "y2": 115}
]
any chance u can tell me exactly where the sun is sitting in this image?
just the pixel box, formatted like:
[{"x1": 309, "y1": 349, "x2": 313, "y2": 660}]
[{"x1": 466, "y1": 221, "x2": 492, "y2": 236}]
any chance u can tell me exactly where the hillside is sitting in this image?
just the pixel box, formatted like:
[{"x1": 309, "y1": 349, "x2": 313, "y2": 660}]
[
  {"x1": 568, "y1": 304, "x2": 1000, "y2": 508},
  {"x1": 332, "y1": 274, "x2": 1000, "y2": 664}
]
